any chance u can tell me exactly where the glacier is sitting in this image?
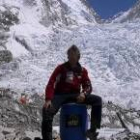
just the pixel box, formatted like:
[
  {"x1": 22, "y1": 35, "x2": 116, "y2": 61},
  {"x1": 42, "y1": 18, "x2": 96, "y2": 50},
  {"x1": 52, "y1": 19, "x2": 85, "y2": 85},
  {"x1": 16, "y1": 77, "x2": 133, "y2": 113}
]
[{"x1": 0, "y1": 0, "x2": 140, "y2": 111}]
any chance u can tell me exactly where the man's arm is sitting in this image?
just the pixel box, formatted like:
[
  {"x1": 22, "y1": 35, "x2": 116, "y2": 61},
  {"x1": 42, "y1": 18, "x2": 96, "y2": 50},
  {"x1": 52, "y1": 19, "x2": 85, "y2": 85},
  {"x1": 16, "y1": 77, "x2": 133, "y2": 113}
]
[
  {"x1": 81, "y1": 68, "x2": 92, "y2": 96},
  {"x1": 45, "y1": 65, "x2": 61, "y2": 100}
]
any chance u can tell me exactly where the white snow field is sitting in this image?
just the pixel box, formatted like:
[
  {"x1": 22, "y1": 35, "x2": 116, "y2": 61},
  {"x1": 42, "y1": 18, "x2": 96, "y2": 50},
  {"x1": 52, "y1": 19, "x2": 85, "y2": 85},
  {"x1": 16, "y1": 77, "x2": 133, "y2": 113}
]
[{"x1": 0, "y1": 0, "x2": 140, "y2": 109}]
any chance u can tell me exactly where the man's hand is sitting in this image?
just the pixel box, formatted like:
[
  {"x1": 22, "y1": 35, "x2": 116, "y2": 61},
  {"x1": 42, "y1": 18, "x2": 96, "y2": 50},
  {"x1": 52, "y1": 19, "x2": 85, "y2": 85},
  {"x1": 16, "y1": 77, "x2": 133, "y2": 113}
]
[
  {"x1": 43, "y1": 100, "x2": 52, "y2": 109},
  {"x1": 77, "y1": 93, "x2": 86, "y2": 103}
]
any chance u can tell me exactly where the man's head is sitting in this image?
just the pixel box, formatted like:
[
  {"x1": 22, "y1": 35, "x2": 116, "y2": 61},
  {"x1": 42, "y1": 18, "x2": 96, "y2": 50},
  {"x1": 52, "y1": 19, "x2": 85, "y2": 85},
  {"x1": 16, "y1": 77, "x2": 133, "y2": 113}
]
[{"x1": 67, "y1": 45, "x2": 80, "y2": 64}]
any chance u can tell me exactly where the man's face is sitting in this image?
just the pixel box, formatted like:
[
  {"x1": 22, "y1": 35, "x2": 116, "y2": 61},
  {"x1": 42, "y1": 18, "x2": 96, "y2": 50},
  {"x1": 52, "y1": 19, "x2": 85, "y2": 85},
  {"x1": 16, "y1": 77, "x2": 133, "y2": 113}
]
[{"x1": 68, "y1": 50, "x2": 79, "y2": 64}]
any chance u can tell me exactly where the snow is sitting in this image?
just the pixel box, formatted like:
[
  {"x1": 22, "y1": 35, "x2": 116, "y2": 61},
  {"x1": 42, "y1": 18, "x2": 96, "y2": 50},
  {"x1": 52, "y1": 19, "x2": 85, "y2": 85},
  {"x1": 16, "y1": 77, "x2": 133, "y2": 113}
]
[
  {"x1": 98, "y1": 128, "x2": 125, "y2": 138},
  {"x1": 6, "y1": 34, "x2": 29, "y2": 57},
  {"x1": 1, "y1": 19, "x2": 140, "y2": 111},
  {"x1": 0, "y1": 0, "x2": 140, "y2": 132},
  {"x1": 61, "y1": 0, "x2": 96, "y2": 24},
  {"x1": 1, "y1": 14, "x2": 140, "y2": 110},
  {"x1": 112, "y1": 0, "x2": 140, "y2": 23},
  {"x1": 112, "y1": 9, "x2": 132, "y2": 23},
  {"x1": 0, "y1": 125, "x2": 125, "y2": 139},
  {"x1": 52, "y1": 126, "x2": 125, "y2": 139}
]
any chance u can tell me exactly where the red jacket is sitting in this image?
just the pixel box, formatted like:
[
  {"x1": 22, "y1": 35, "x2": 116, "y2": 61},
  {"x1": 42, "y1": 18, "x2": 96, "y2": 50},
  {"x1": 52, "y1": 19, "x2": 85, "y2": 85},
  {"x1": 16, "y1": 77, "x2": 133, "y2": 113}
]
[{"x1": 45, "y1": 62, "x2": 92, "y2": 100}]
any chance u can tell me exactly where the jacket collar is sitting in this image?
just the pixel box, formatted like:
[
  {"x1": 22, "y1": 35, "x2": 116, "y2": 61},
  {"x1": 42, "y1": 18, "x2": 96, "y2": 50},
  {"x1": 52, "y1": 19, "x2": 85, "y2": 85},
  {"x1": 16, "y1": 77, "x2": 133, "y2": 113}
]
[{"x1": 64, "y1": 61, "x2": 82, "y2": 74}]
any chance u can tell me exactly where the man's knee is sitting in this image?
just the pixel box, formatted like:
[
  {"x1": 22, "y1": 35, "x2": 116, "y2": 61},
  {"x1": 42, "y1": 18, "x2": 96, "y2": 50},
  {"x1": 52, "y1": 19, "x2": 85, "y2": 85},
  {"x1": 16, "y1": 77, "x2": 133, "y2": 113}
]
[{"x1": 86, "y1": 94, "x2": 102, "y2": 105}]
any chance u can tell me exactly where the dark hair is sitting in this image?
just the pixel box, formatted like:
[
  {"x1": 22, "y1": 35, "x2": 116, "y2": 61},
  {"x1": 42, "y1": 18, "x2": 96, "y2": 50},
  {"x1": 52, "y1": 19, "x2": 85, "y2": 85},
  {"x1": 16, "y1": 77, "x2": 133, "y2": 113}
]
[{"x1": 67, "y1": 45, "x2": 80, "y2": 59}]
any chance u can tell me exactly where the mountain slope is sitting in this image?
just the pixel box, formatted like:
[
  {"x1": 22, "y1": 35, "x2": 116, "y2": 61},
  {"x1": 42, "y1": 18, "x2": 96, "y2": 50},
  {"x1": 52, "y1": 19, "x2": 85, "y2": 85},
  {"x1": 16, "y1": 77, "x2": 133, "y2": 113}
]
[
  {"x1": 0, "y1": 0, "x2": 97, "y2": 27},
  {"x1": 0, "y1": 0, "x2": 140, "y2": 110},
  {"x1": 113, "y1": 0, "x2": 140, "y2": 23}
]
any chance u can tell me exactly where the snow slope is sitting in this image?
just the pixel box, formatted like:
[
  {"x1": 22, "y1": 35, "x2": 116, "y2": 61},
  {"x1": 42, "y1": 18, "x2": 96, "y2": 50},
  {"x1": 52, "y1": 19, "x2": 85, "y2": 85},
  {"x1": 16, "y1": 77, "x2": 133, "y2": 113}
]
[
  {"x1": 0, "y1": 0, "x2": 140, "y2": 111},
  {"x1": 112, "y1": 0, "x2": 140, "y2": 23},
  {"x1": 0, "y1": 0, "x2": 97, "y2": 26}
]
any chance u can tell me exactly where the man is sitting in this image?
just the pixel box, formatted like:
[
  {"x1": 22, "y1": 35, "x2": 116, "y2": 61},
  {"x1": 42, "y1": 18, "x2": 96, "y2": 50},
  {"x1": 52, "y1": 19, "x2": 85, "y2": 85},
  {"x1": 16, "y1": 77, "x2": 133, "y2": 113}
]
[{"x1": 42, "y1": 45, "x2": 102, "y2": 140}]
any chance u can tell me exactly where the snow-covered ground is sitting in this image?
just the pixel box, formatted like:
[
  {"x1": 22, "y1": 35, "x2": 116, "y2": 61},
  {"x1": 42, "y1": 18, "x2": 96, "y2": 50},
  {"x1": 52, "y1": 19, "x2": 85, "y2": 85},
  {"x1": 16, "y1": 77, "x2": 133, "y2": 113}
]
[
  {"x1": 0, "y1": 125, "x2": 125, "y2": 139},
  {"x1": 0, "y1": 91, "x2": 140, "y2": 139},
  {"x1": 53, "y1": 126, "x2": 125, "y2": 139}
]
